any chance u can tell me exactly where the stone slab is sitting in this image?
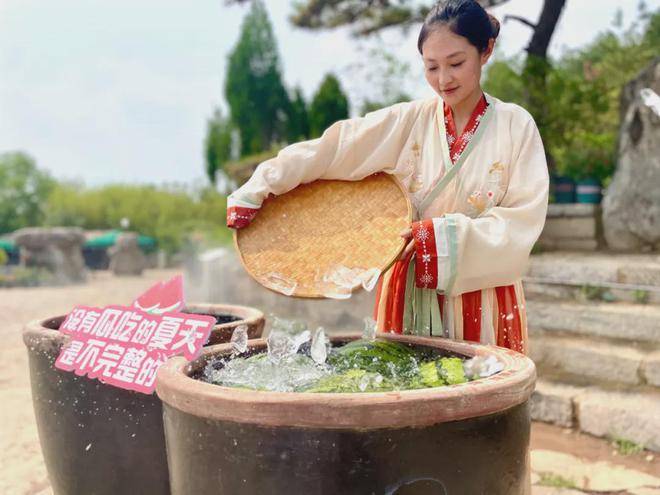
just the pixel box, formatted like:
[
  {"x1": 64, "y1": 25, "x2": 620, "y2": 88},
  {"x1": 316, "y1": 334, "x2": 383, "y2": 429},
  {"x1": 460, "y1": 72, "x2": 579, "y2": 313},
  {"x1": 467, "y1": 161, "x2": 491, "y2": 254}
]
[
  {"x1": 576, "y1": 389, "x2": 660, "y2": 452},
  {"x1": 530, "y1": 381, "x2": 582, "y2": 428}
]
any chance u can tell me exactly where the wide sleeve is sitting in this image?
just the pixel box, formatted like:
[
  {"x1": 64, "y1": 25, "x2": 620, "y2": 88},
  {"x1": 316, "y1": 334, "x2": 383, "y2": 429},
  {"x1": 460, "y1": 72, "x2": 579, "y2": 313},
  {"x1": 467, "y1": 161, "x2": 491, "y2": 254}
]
[
  {"x1": 412, "y1": 114, "x2": 549, "y2": 296},
  {"x1": 227, "y1": 101, "x2": 422, "y2": 214}
]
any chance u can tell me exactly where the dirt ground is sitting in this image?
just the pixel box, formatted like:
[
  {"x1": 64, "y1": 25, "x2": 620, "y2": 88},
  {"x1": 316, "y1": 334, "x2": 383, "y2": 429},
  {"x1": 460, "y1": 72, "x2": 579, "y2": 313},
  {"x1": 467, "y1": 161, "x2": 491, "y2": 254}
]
[{"x1": 0, "y1": 269, "x2": 658, "y2": 495}]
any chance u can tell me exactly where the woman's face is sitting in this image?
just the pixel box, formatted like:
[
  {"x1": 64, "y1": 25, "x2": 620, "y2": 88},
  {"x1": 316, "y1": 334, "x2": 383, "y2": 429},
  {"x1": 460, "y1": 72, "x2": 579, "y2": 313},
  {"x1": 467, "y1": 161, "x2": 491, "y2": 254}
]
[{"x1": 421, "y1": 25, "x2": 493, "y2": 106}]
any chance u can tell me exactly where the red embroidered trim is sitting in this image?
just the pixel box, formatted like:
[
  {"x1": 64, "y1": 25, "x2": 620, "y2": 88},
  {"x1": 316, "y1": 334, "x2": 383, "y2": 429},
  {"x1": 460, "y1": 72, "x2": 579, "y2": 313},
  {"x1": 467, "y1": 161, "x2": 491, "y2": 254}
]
[
  {"x1": 412, "y1": 219, "x2": 438, "y2": 289},
  {"x1": 227, "y1": 206, "x2": 259, "y2": 229},
  {"x1": 444, "y1": 95, "x2": 488, "y2": 164}
]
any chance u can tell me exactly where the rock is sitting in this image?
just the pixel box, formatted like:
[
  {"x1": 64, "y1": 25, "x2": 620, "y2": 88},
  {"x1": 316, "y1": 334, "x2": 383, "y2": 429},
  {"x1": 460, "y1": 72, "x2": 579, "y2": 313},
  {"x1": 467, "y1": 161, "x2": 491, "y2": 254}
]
[
  {"x1": 530, "y1": 381, "x2": 581, "y2": 428},
  {"x1": 531, "y1": 449, "x2": 660, "y2": 492},
  {"x1": 540, "y1": 217, "x2": 598, "y2": 240},
  {"x1": 531, "y1": 487, "x2": 582, "y2": 495},
  {"x1": 603, "y1": 58, "x2": 660, "y2": 251},
  {"x1": 642, "y1": 351, "x2": 660, "y2": 387},
  {"x1": 185, "y1": 248, "x2": 375, "y2": 333},
  {"x1": 108, "y1": 233, "x2": 147, "y2": 276},
  {"x1": 537, "y1": 204, "x2": 603, "y2": 252},
  {"x1": 575, "y1": 389, "x2": 660, "y2": 452},
  {"x1": 526, "y1": 300, "x2": 660, "y2": 343},
  {"x1": 13, "y1": 227, "x2": 87, "y2": 283},
  {"x1": 532, "y1": 336, "x2": 644, "y2": 386}
]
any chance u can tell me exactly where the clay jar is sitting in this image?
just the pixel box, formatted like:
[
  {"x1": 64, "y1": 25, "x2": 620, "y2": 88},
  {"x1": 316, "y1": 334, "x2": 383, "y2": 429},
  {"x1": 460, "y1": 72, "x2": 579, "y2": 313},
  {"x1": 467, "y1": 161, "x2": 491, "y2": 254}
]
[
  {"x1": 157, "y1": 334, "x2": 536, "y2": 495},
  {"x1": 23, "y1": 303, "x2": 265, "y2": 495},
  {"x1": 182, "y1": 303, "x2": 264, "y2": 346}
]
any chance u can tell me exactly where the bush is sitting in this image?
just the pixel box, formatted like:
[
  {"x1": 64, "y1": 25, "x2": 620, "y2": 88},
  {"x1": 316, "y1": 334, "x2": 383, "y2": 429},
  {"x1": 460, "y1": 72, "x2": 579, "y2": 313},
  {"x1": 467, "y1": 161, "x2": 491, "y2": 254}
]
[
  {"x1": 483, "y1": 9, "x2": 659, "y2": 184},
  {"x1": 44, "y1": 183, "x2": 232, "y2": 254}
]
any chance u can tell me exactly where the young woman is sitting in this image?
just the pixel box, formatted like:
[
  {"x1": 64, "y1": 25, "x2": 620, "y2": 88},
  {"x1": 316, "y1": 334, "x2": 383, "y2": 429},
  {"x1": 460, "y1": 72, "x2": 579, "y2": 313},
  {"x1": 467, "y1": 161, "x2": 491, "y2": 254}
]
[{"x1": 227, "y1": 0, "x2": 549, "y2": 355}]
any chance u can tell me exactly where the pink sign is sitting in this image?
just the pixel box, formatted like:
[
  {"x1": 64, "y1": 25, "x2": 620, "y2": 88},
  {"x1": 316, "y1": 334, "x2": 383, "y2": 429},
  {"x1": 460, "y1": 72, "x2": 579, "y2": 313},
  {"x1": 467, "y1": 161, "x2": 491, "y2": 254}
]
[
  {"x1": 132, "y1": 274, "x2": 185, "y2": 314},
  {"x1": 54, "y1": 276, "x2": 216, "y2": 394}
]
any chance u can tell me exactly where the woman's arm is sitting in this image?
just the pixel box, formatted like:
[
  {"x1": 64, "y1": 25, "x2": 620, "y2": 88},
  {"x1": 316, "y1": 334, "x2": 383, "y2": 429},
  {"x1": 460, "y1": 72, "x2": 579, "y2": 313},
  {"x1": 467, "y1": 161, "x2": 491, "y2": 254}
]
[{"x1": 227, "y1": 100, "x2": 424, "y2": 228}]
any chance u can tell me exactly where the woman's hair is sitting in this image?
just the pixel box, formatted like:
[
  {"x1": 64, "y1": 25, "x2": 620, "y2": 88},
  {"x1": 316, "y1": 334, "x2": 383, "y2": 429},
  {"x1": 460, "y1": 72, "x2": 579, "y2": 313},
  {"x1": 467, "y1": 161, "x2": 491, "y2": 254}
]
[{"x1": 418, "y1": 0, "x2": 500, "y2": 54}]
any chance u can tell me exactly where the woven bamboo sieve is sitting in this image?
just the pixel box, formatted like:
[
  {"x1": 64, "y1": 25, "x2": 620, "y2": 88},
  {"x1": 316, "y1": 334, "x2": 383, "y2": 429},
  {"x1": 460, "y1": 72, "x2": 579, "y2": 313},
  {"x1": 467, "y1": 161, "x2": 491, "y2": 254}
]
[{"x1": 234, "y1": 173, "x2": 412, "y2": 298}]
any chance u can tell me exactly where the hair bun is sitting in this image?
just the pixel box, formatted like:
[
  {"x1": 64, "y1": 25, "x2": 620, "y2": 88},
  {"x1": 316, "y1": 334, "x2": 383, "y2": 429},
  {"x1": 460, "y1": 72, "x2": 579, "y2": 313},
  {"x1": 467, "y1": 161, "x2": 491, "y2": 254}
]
[{"x1": 488, "y1": 13, "x2": 501, "y2": 39}]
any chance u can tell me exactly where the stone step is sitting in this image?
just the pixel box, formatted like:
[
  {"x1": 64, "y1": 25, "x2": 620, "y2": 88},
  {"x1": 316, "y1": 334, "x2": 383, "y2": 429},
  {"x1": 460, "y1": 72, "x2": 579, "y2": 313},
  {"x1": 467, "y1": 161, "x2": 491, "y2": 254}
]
[
  {"x1": 524, "y1": 278, "x2": 660, "y2": 305},
  {"x1": 526, "y1": 299, "x2": 660, "y2": 344},
  {"x1": 529, "y1": 334, "x2": 660, "y2": 387},
  {"x1": 531, "y1": 379, "x2": 660, "y2": 452},
  {"x1": 527, "y1": 251, "x2": 660, "y2": 288}
]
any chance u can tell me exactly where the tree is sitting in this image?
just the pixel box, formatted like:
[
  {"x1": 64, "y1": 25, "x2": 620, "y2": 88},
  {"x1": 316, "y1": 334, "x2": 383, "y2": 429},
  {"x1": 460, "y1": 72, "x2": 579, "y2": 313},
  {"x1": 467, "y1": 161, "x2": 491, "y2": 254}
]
[
  {"x1": 505, "y1": 0, "x2": 567, "y2": 169},
  {"x1": 483, "y1": 7, "x2": 660, "y2": 184},
  {"x1": 0, "y1": 152, "x2": 55, "y2": 234},
  {"x1": 226, "y1": 0, "x2": 509, "y2": 36},
  {"x1": 308, "y1": 74, "x2": 350, "y2": 137},
  {"x1": 342, "y1": 46, "x2": 413, "y2": 115},
  {"x1": 204, "y1": 108, "x2": 234, "y2": 184},
  {"x1": 287, "y1": 86, "x2": 311, "y2": 141},
  {"x1": 225, "y1": 0, "x2": 292, "y2": 156}
]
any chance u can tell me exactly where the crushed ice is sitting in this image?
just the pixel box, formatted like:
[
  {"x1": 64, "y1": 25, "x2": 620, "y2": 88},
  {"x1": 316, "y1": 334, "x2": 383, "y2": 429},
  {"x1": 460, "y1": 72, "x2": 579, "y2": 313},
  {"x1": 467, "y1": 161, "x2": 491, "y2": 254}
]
[
  {"x1": 462, "y1": 355, "x2": 505, "y2": 379},
  {"x1": 230, "y1": 324, "x2": 248, "y2": 356},
  {"x1": 264, "y1": 272, "x2": 298, "y2": 296}
]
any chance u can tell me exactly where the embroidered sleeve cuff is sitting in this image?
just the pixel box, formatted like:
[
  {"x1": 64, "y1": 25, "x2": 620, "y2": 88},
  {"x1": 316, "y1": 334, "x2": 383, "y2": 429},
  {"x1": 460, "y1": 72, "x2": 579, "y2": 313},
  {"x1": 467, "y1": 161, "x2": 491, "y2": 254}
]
[
  {"x1": 227, "y1": 196, "x2": 260, "y2": 229},
  {"x1": 412, "y1": 217, "x2": 454, "y2": 291}
]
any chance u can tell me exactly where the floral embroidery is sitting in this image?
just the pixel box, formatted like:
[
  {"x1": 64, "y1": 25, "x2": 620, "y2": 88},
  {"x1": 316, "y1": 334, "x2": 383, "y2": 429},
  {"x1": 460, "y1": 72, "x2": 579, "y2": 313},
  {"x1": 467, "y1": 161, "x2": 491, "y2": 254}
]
[
  {"x1": 412, "y1": 219, "x2": 438, "y2": 289},
  {"x1": 420, "y1": 272, "x2": 434, "y2": 287},
  {"x1": 406, "y1": 141, "x2": 424, "y2": 193},
  {"x1": 489, "y1": 161, "x2": 504, "y2": 174},
  {"x1": 466, "y1": 162, "x2": 506, "y2": 217},
  {"x1": 467, "y1": 190, "x2": 494, "y2": 216},
  {"x1": 415, "y1": 227, "x2": 430, "y2": 242}
]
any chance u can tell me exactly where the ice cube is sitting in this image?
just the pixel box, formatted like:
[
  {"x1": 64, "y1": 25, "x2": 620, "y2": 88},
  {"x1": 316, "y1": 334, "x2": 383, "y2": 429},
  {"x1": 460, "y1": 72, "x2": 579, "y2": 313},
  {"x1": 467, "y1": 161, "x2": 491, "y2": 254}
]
[
  {"x1": 310, "y1": 327, "x2": 328, "y2": 364},
  {"x1": 230, "y1": 325, "x2": 249, "y2": 355},
  {"x1": 264, "y1": 273, "x2": 298, "y2": 296},
  {"x1": 362, "y1": 317, "x2": 377, "y2": 341}
]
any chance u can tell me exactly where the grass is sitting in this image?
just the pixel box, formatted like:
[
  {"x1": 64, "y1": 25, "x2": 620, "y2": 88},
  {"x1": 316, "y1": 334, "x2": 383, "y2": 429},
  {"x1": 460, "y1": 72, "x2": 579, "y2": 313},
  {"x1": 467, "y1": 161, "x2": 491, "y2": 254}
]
[
  {"x1": 613, "y1": 437, "x2": 645, "y2": 456},
  {"x1": 633, "y1": 289, "x2": 650, "y2": 305},
  {"x1": 538, "y1": 472, "x2": 579, "y2": 489}
]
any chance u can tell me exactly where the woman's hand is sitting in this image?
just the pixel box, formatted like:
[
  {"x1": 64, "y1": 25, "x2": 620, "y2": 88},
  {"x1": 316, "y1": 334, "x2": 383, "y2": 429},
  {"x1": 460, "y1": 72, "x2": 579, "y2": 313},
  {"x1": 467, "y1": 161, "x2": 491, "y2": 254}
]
[{"x1": 399, "y1": 227, "x2": 414, "y2": 261}]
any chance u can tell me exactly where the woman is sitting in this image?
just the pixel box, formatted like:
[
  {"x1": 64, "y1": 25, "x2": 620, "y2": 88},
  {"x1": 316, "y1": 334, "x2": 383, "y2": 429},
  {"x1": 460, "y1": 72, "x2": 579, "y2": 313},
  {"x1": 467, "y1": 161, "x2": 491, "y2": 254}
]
[{"x1": 227, "y1": 0, "x2": 549, "y2": 355}]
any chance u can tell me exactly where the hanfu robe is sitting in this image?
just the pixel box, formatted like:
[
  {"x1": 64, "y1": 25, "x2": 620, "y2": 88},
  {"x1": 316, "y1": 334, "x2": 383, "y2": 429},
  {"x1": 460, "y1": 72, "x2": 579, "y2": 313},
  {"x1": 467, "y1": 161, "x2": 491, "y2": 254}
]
[{"x1": 227, "y1": 93, "x2": 549, "y2": 354}]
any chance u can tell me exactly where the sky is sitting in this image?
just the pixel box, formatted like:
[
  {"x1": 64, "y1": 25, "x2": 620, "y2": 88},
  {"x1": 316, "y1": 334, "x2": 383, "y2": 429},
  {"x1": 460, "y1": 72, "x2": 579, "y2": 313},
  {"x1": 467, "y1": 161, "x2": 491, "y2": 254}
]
[{"x1": 0, "y1": 0, "x2": 657, "y2": 186}]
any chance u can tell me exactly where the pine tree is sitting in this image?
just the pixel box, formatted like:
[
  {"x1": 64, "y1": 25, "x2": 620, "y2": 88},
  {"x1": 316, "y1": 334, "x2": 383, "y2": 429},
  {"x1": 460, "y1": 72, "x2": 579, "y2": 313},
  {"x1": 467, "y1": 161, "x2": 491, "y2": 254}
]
[
  {"x1": 225, "y1": 0, "x2": 292, "y2": 156},
  {"x1": 287, "y1": 86, "x2": 311, "y2": 141},
  {"x1": 309, "y1": 74, "x2": 350, "y2": 138},
  {"x1": 204, "y1": 108, "x2": 233, "y2": 184}
]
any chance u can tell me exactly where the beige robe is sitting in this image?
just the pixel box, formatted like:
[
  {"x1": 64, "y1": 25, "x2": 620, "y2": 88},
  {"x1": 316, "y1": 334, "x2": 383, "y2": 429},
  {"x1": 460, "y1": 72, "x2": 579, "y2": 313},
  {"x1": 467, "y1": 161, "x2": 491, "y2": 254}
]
[{"x1": 229, "y1": 93, "x2": 549, "y2": 351}]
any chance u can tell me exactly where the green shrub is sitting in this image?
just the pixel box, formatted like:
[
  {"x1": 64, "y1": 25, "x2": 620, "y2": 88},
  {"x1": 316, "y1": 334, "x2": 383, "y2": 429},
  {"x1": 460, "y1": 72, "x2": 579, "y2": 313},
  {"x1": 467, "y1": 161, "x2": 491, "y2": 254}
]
[{"x1": 44, "y1": 183, "x2": 232, "y2": 254}]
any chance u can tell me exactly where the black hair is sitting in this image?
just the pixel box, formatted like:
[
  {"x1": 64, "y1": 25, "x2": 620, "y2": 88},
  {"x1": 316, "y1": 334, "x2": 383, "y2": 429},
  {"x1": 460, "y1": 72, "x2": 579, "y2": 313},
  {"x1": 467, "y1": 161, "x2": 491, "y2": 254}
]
[{"x1": 418, "y1": 0, "x2": 500, "y2": 54}]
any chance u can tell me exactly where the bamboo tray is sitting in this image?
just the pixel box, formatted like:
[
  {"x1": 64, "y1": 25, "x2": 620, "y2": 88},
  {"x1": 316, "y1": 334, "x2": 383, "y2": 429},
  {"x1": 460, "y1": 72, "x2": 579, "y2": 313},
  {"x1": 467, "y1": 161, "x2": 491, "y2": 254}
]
[{"x1": 234, "y1": 173, "x2": 412, "y2": 298}]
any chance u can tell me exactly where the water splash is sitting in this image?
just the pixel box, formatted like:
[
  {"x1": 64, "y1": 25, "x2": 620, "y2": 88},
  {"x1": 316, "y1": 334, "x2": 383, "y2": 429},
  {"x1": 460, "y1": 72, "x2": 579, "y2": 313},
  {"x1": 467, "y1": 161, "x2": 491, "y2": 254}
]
[
  {"x1": 320, "y1": 265, "x2": 382, "y2": 298},
  {"x1": 264, "y1": 272, "x2": 298, "y2": 296},
  {"x1": 462, "y1": 355, "x2": 504, "y2": 379},
  {"x1": 360, "y1": 268, "x2": 381, "y2": 292}
]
